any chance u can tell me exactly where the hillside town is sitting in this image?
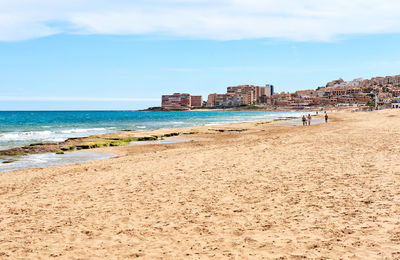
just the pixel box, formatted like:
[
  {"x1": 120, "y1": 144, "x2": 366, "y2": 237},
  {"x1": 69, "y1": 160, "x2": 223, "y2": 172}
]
[{"x1": 159, "y1": 75, "x2": 400, "y2": 110}]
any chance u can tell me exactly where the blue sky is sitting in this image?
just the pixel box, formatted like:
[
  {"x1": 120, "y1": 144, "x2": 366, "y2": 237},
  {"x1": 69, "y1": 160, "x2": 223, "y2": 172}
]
[{"x1": 1, "y1": 0, "x2": 400, "y2": 110}]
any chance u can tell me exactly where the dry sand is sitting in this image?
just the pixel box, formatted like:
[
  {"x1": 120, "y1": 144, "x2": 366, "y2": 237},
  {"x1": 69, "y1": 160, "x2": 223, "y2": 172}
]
[{"x1": 1, "y1": 110, "x2": 400, "y2": 259}]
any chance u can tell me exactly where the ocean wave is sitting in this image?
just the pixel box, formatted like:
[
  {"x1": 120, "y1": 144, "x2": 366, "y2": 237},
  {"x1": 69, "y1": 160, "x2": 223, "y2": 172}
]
[
  {"x1": 136, "y1": 126, "x2": 147, "y2": 129},
  {"x1": 60, "y1": 128, "x2": 107, "y2": 134},
  {"x1": 0, "y1": 131, "x2": 53, "y2": 141},
  {"x1": 0, "y1": 127, "x2": 110, "y2": 143}
]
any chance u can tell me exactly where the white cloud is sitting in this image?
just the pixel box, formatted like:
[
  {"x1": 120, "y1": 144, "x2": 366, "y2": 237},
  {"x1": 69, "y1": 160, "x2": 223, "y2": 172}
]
[
  {"x1": 1, "y1": 0, "x2": 400, "y2": 41},
  {"x1": 0, "y1": 96, "x2": 158, "y2": 102}
]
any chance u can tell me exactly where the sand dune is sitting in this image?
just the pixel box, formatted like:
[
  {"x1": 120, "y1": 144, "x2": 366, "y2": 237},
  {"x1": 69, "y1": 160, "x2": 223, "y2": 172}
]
[{"x1": 1, "y1": 110, "x2": 400, "y2": 258}]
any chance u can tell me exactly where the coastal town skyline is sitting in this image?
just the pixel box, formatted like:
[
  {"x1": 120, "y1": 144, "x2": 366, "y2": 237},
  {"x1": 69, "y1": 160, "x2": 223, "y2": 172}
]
[{"x1": 160, "y1": 74, "x2": 400, "y2": 109}]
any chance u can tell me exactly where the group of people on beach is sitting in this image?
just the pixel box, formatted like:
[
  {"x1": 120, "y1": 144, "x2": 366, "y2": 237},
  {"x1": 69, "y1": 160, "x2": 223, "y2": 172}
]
[
  {"x1": 302, "y1": 114, "x2": 312, "y2": 126},
  {"x1": 302, "y1": 112, "x2": 328, "y2": 126}
]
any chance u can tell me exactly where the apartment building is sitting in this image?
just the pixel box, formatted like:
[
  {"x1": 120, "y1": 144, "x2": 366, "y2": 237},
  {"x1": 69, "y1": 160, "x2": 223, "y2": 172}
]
[
  {"x1": 346, "y1": 88, "x2": 361, "y2": 94},
  {"x1": 227, "y1": 85, "x2": 257, "y2": 105},
  {"x1": 264, "y1": 84, "x2": 274, "y2": 97},
  {"x1": 190, "y1": 96, "x2": 203, "y2": 107},
  {"x1": 226, "y1": 84, "x2": 274, "y2": 105},
  {"x1": 331, "y1": 89, "x2": 346, "y2": 96},
  {"x1": 207, "y1": 93, "x2": 243, "y2": 107},
  {"x1": 162, "y1": 93, "x2": 191, "y2": 108},
  {"x1": 162, "y1": 93, "x2": 203, "y2": 108}
]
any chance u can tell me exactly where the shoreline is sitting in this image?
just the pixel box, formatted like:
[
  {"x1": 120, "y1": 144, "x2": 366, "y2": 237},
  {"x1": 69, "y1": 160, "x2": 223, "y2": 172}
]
[
  {"x1": 0, "y1": 109, "x2": 345, "y2": 153},
  {"x1": 0, "y1": 110, "x2": 309, "y2": 151},
  {"x1": 0, "y1": 113, "x2": 329, "y2": 173},
  {"x1": 0, "y1": 111, "x2": 314, "y2": 156}
]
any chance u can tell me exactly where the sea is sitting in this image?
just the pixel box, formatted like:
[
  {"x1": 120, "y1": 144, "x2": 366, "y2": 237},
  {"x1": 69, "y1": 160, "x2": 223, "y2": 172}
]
[
  {"x1": 0, "y1": 110, "x2": 307, "y2": 172},
  {"x1": 0, "y1": 110, "x2": 309, "y2": 150}
]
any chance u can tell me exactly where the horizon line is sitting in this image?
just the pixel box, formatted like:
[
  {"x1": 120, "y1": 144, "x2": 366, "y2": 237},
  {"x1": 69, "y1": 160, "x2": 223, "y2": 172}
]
[{"x1": 0, "y1": 96, "x2": 159, "y2": 102}]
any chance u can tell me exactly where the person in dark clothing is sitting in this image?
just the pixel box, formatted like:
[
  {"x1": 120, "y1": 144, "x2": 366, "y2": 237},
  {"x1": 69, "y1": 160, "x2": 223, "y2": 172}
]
[{"x1": 302, "y1": 115, "x2": 306, "y2": 126}]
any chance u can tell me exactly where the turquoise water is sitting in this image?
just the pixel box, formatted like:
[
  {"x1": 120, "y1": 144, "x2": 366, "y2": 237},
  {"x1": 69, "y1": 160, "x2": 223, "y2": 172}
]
[{"x1": 0, "y1": 110, "x2": 305, "y2": 150}]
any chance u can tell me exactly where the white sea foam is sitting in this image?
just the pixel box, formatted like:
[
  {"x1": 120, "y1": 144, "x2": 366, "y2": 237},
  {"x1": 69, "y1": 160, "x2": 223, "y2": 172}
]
[
  {"x1": 0, "y1": 131, "x2": 53, "y2": 141},
  {"x1": 60, "y1": 128, "x2": 106, "y2": 134},
  {"x1": 0, "y1": 128, "x2": 112, "y2": 146},
  {"x1": 136, "y1": 126, "x2": 146, "y2": 129}
]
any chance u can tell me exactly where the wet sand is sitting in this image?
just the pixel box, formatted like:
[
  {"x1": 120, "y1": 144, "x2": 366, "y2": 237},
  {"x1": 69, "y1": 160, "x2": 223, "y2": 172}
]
[
  {"x1": 0, "y1": 110, "x2": 400, "y2": 258},
  {"x1": 0, "y1": 151, "x2": 114, "y2": 173}
]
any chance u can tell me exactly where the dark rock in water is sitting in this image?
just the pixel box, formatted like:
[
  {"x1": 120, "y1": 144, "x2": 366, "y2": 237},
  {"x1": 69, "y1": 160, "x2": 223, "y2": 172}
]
[
  {"x1": 183, "y1": 132, "x2": 198, "y2": 135},
  {"x1": 136, "y1": 136, "x2": 158, "y2": 141},
  {"x1": 2, "y1": 160, "x2": 16, "y2": 164},
  {"x1": 29, "y1": 142, "x2": 57, "y2": 146},
  {"x1": 121, "y1": 129, "x2": 135, "y2": 132},
  {"x1": 140, "y1": 107, "x2": 168, "y2": 111},
  {"x1": 162, "y1": 132, "x2": 180, "y2": 137},
  {"x1": 140, "y1": 107, "x2": 189, "y2": 111}
]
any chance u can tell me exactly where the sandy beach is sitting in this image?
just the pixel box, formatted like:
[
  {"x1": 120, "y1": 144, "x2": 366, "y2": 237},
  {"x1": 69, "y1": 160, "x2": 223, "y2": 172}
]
[{"x1": 1, "y1": 109, "x2": 400, "y2": 258}]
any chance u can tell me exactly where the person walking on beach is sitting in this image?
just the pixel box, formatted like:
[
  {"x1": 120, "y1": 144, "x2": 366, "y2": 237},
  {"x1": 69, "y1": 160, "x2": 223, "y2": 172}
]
[
  {"x1": 325, "y1": 113, "x2": 328, "y2": 123},
  {"x1": 302, "y1": 115, "x2": 306, "y2": 126},
  {"x1": 307, "y1": 114, "x2": 311, "y2": 126}
]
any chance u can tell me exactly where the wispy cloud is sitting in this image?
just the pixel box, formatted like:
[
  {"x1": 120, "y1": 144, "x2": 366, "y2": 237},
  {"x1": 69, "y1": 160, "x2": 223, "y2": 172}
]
[
  {"x1": 0, "y1": 96, "x2": 158, "y2": 102},
  {"x1": 1, "y1": 0, "x2": 400, "y2": 41}
]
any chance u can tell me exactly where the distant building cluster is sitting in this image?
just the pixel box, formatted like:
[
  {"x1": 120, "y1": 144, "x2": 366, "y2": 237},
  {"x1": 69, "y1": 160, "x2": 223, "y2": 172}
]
[
  {"x1": 160, "y1": 75, "x2": 400, "y2": 109},
  {"x1": 207, "y1": 85, "x2": 274, "y2": 107},
  {"x1": 271, "y1": 75, "x2": 400, "y2": 108},
  {"x1": 161, "y1": 84, "x2": 273, "y2": 109}
]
